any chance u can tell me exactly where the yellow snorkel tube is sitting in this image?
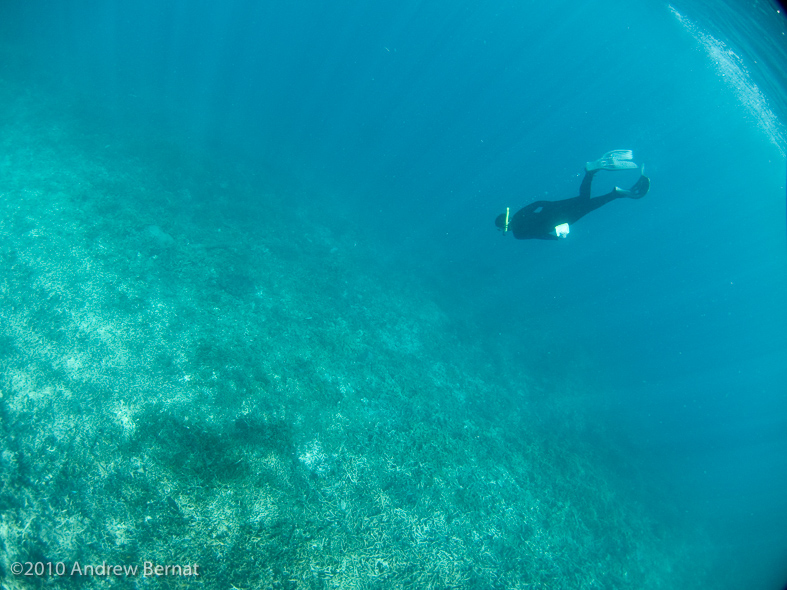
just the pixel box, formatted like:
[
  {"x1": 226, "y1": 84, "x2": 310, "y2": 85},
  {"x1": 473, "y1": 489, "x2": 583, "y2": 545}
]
[{"x1": 503, "y1": 207, "x2": 510, "y2": 233}]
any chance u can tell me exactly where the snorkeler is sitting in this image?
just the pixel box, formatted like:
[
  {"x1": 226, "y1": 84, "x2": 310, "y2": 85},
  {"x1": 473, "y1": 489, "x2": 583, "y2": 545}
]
[{"x1": 495, "y1": 150, "x2": 650, "y2": 240}]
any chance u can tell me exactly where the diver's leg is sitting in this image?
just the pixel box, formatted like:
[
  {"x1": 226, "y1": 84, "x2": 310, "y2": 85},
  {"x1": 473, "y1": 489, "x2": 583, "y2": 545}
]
[
  {"x1": 571, "y1": 178, "x2": 648, "y2": 222},
  {"x1": 579, "y1": 170, "x2": 596, "y2": 199},
  {"x1": 585, "y1": 191, "x2": 619, "y2": 213},
  {"x1": 563, "y1": 191, "x2": 619, "y2": 224}
]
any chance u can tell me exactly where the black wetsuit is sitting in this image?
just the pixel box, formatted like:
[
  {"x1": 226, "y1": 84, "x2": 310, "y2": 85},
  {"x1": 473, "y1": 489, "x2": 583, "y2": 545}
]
[{"x1": 509, "y1": 170, "x2": 621, "y2": 240}]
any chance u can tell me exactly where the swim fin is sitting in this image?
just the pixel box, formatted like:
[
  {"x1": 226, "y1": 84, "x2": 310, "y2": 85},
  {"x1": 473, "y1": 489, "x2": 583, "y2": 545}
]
[
  {"x1": 615, "y1": 173, "x2": 651, "y2": 199},
  {"x1": 586, "y1": 149, "x2": 639, "y2": 172}
]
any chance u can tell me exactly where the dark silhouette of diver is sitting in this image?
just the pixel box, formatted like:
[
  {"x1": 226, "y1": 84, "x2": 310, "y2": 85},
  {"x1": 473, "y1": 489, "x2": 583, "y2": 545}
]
[{"x1": 495, "y1": 150, "x2": 650, "y2": 240}]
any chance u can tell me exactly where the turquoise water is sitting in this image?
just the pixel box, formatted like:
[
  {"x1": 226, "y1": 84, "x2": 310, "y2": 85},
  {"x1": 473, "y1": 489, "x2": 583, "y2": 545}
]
[{"x1": 0, "y1": 1, "x2": 785, "y2": 588}]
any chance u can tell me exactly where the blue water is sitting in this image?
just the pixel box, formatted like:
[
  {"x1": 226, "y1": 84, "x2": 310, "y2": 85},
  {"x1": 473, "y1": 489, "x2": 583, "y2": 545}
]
[{"x1": 1, "y1": 0, "x2": 785, "y2": 588}]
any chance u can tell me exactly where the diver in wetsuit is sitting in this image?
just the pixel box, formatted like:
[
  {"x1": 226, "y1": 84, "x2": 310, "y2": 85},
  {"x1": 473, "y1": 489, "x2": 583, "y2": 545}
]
[{"x1": 495, "y1": 150, "x2": 650, "y2": 240}]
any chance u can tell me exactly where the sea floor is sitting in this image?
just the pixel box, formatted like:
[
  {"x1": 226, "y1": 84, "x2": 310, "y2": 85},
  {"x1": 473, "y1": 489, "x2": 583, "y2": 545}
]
[{"x1": 0, "y1": 78, "x2": 709, "y2": 589}]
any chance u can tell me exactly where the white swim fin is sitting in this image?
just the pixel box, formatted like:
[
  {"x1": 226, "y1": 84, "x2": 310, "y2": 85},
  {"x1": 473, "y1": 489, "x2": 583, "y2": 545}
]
[{"x1": 586, "y1": 150, "x2": 638, "y2": 172}]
